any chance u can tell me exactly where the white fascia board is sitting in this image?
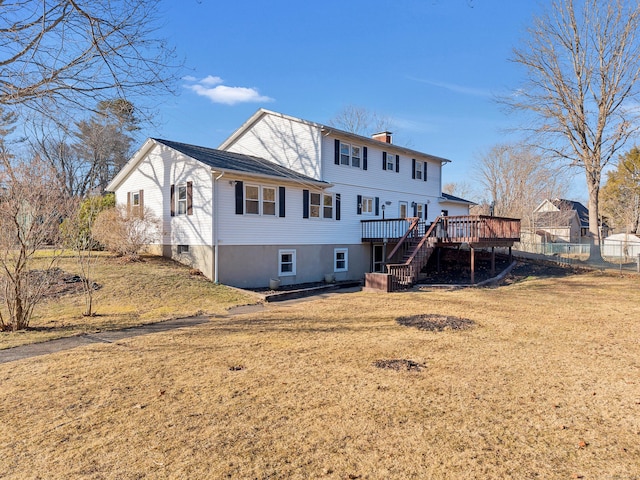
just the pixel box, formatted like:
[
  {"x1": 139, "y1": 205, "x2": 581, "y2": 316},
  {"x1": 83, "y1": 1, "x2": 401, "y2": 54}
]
[{"x1": 215, "y1": 168, "x2": 332, "y2": 189}]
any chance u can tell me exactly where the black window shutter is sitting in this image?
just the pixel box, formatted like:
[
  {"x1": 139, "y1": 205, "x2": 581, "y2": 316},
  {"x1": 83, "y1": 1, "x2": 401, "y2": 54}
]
[
  {"x1": 424, "y1": 204, "x2": 428, "y2": 219},
  {"x1": 139, "y1": 190, "x2": 144, "y2": 213},
  {"x1": 279, "y1": 186, "x2": 286, "y2": 217},
  {"x1": 303, "y1": 189, "x2": 309, "y2": 218},
  {"x1": 375, "y1": 197, "x2": 379, "y2": 216},
  {"x1": 423, "y1": 162, "x2": 428, "y2": 182},
  {"x1": 396, "y1": 155, "x2": 400, "y2": 173},
  {"x1": 235, "y1": 181, "x2": 243, "y2": 215},
  {"x1": 382, "y1": 152, "x2": 387, "y2": 170},
  {"x1": 412, "y1": 159, "x2": 416, "y2": 179},
  {"x1": 334, "y1": 139, "x2": 340, "y2": 165},
  {"x1": 413, "y1": 203, "x2": 417, "y2": 217},
  {"x1": 170, "y1": 184, "x2": 175, "y2": 217},
  {"x1": 336, "y1": 193, "x2": 341, "y2": 220},
  {"x1": 187, "y1": 181, "x2": 193, "y2": 215},
  {"x1": 363, "y1": 147, "x2": 368, "y2": 170},
  {"x1": 357, "y1": 195, "x2": 362, "y2": 215}
]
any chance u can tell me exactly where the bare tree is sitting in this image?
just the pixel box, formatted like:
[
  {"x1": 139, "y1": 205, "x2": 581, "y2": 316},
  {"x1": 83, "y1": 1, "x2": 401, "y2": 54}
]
[
  {"x1": 0, "y1": 155, "x2": 71, "y2": 331},
  {"x1": 475, "y1": 143, "x2": 567, "y2": 222},
  {"x1": 328, "y1": 105, "x2": 394, "y2": 136},
  {"x1": 61, "y1": 194, "x2": 114, "y2": 316},
  {"x1": 506, "y1": 0, "x2": 640, "y2": 261},
  {"x1": 31, "y1": 99, "x2": 138, "y2": 197},
  {"x1": 0, "y1": 0, "x2": 179, "y2": 116},
  {"x1": 442, "y1": 181, "x2": 476, "y2": 201}
]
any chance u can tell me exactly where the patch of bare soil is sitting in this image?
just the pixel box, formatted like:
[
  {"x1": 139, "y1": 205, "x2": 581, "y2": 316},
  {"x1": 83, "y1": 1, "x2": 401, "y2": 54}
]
[
  {"x1": 4, "y1": 268, "x2": 100, "y2": 301},
  {"x1": 397, "y1": 314, "x2": 476, "y2": 332},
  {"x1": 373, "y1": 359, "x2": 426, "y2": 371}
]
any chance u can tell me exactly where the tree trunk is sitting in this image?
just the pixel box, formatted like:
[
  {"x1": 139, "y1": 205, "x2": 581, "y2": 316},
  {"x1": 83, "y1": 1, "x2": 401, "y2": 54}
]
[{"x1": 587, "y1": 178, "x2": 603, "y2": 263}]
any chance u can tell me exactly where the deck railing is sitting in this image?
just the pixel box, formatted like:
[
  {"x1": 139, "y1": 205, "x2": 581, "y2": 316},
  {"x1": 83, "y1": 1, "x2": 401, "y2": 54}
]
[
  {"x1": 361, "y1": 217, "x2": 417, "y2": 241},
  {"x1": 437, "y1": 215, "x2": 521, "y2": 243}
]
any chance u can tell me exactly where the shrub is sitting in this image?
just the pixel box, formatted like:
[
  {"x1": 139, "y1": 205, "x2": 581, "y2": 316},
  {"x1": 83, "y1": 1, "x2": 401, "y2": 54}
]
[{"x1": 92, "y1": 205, "x2": 161, "y2": 260}]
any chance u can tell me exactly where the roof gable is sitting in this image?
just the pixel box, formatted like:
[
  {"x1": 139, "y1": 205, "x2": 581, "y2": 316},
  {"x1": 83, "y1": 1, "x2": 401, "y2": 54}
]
[
  {"x1": 219, "y1": 108, "x2": 452, "y2": 165},
  {"x1": 107, "y1": 138, "x2": 330, "y2": 192}
]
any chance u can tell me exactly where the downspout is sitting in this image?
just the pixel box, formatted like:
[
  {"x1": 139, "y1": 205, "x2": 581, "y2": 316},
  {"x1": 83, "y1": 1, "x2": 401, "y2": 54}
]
[{"x1": 212, "y1": 170, "x2": 225, "y2": 283}]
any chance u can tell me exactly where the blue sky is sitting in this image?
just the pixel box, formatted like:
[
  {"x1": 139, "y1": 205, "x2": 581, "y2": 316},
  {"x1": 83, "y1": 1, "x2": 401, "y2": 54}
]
[{"x1": 151, "y1": 0, "x2": 586, "y2": 201}]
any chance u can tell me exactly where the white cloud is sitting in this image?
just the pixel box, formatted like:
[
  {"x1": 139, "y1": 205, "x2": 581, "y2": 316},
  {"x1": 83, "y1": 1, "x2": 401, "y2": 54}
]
[
  {"x1": 184, "y1": 76, "x2": 273, "y2": 105},
  {"x1": 182, "y1": 75, "x2": 197, "y2": 82},
  {"x1": 200, "y1": 75, "x2": 224, "y2": 86}
]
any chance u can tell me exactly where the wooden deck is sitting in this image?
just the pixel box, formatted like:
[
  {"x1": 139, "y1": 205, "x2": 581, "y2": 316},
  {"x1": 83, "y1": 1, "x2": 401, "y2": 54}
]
[
  {"x1": 362, "y1": 215, "x2": 521, "y2": 290},
  {"x1": 362, "y1": 215, "x2": 521, "y2": 245}
]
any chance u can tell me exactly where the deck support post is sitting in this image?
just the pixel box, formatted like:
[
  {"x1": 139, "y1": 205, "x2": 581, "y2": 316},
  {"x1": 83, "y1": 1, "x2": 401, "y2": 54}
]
[
  {"x1": 470, "y1": 246, "x2": 475, "y2": 284},
  {"x1": 509, "y1": 246, "x2": 512, "y2": 263},
  {"x1": 491, "y1": 247, "x2": 495, "y2": 276}
]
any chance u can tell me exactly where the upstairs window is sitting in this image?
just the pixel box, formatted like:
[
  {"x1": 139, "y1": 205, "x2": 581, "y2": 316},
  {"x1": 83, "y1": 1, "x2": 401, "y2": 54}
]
[
  {"x1": 339, "y1": 142, "x2": 362, "y2": 168},
  {"x1": 386, "y1": 153, "x2": 394, "y2": 171},
  {"x1": 245, "y1": 185, "x2": 260, "y2": 214},
  {"x1": 323, "y1": 194, "x2": 333, "y2": 219},
  {"x1": 414, "y1": 161, "x2": 424, "y2": 180},
  {"x1": 310, "y1": 192, "x2": 321, "y2": 218},
  {"x1": 262, "y1": 187, "x2": 276, "y2": 216}
]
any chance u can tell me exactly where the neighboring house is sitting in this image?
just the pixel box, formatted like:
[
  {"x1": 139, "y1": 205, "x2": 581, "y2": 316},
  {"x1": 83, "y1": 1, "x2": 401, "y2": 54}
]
[
  {"x1": 106, "y1": 109, "x2": 475, "y2": 288},
  {"x1": 532, "y1": 198, "x2": 594, "y2": 243}
]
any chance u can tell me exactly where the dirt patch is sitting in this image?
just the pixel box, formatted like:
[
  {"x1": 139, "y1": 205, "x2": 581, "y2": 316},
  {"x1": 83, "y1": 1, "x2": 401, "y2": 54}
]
[
  {"x1": 373, "y1": 359, "x2": 426, "y2": 371},
  {"x1": 397, "y1": 314, "x2": 476, "y2": 332},
  {"x1": 0, "y1": 268, "x2": 99, "y2": 303}
]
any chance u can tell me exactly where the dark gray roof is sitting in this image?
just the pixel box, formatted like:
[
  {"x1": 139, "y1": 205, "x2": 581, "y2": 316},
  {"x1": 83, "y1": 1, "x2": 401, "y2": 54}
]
[
  {"x1": 441, "y1": 192, "x2": 475, "y2": 204},
  {"x1": 534, "y1": 210, "x2": 576, "y2": 228},
  {"x1": 153, "y1": 138, "x2": 328, "y2": 185},
  {"x1": 552, "y1": 199, "x2": 589, "y2": 228}
]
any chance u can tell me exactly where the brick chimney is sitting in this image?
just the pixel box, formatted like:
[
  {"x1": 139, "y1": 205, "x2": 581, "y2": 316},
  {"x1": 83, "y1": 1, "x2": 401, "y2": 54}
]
[{"x1": 371, "y1": 131, "x2": 393, "y2": 144}]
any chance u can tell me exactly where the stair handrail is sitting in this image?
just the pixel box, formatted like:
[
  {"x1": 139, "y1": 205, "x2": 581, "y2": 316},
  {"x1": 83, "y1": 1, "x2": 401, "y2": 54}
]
[
  {"x1": 385, "y1": 217, "x2": 420, "y2": 261},
  {"x1": 403, "y1": 216, "x2": 441, "y2": 265}
]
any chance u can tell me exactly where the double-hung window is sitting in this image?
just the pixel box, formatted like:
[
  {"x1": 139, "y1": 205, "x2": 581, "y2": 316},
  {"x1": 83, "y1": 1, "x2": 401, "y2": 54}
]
[
  {"x1": 177, "y1": 185, "x2": 188, "y2": 215},
  {"x1": 362, "y1": 196, "x2": 374, "y2": 215},
  {"x1": 323, "y1": 194, "x2": 333, "y2": 219},
  {"x1": 334, "y1": 248, "x2": 348, "y2": 272},
  {"x1": 339, "y1": 142, "x2": 362, "y2": 168},
  {"x1": 386, "y1": 153, "x2": 394, "y2": 171},
  {"x1": 262, "y1": 187, "x2": 276, "y2": 216},
  {"x1": 414, "y1": 161, "x2": 424, "y2": 180},
  {"x1": 245, "y1": 185, "x2": 260, "y2": 214},
  {"x1": 310, "y1": 192, "x2": 321, "y2": 218},
  {"x1": 416, "y1": 203, "x2": 424, "y2": 219},
  {"x1": 245, "y1": 184, "x2": 277, "y2": 216}
]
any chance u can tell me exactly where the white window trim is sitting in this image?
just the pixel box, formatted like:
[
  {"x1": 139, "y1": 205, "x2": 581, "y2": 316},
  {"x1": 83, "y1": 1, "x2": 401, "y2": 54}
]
[
  {"x1": 131, "y1": 192, "x2": 140, "y2": 207},
  {"x1": 177, "y1": 184, "x2": 188, "y2": 215},
  {"x1": 323, "y1": 193, "x2": 333, "y2": 219},
  {"x1": 362, "y1": 196, "x2": 374, "y2": 215},
  {"x1": 278, "y1": 249, "x2": 296, "y2": 277},
  {"x1": 414, "y1": 160, "x2": 424, "y2": 180},
  {"x1": 339, "y1": 142, "x2": 363, "y2": 169},
  {"x1": 386, "y1": 152, "x2": 394, "y2": 171},
  {"x1": 245, "y1": 184, "x2": 278, "y2": 216},
  {"x1": 334, "y1": 248, "x2": 348, "y2": 272}
]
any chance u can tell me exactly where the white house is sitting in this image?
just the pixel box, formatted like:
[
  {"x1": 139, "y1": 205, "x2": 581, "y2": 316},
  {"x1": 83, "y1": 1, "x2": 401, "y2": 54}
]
[{"x1": 106, "y1": 109, "x2": 474, "y2": 288}]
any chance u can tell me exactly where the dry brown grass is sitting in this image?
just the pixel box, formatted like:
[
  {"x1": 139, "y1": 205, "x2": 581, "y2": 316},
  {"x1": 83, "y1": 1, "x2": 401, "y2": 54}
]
[
  {"x1": 1, "y1": 270, "x2": 640, "y2": 479},
  {"x1": 0, "y1": 253, "x2": 257, "y2": 349}
]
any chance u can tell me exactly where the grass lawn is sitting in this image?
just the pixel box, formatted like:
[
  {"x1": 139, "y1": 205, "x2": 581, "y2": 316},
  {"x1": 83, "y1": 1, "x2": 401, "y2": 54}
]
[
  {"x1": 1, "y1": 267, "x2": 640, "y2": 478},
  {"x1": 0, "y1": 253, "x2": 258, "y2": 349}
]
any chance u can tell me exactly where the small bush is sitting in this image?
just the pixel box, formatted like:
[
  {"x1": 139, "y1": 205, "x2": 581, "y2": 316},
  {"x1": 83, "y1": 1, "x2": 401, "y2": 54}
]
[{"x1": 92, "y1": 205, "x2": 161, "y2": 260}]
